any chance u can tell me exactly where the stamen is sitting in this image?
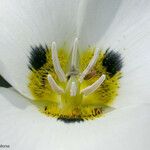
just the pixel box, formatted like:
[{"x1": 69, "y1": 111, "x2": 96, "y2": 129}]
[
  {"x1": 71, "y1": 38, "x2": 79, "y2": 69},
  {"x1": 81, "y1": 74, "x2": 106, "y2": 96},
  {"x1": 70, "y1": 82, "x2": 77, "y2": 96},
  {"x1": 47, "y1": 74, "x2": 64, "y2": 95},
  {"x1": 51, "y1": 42, "x2": 66, "y2": 82},
  {"x1": 79, "y1": 48, "x2": 100, "y2": 82}
]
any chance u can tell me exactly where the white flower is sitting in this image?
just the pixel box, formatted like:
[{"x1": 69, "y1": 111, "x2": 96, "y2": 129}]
[{"x1": 0, "y1": 0, "x2": 150, "y2": 149}]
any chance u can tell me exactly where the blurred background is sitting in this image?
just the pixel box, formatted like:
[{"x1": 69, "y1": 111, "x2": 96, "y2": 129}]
[{"x1": 0, "y1": 75, "x2": 11, "y2": 88}]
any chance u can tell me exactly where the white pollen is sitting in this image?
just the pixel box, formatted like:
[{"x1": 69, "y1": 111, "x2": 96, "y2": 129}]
[
  {"x1": 47, "y1": 74, "x2": 64, "y2": 95},
  {"x1": 79, "y1": 48, "x2": 100, "y2": 82},
  {"x1": 51, "y1": 41, "x2": 66, "y2": 82},
  {"x1": 81, "y1": 74, "x2": 106, "y2": 96},
  {"x1": 71, "y1": 38, "x2": 78, "y2": 69}
]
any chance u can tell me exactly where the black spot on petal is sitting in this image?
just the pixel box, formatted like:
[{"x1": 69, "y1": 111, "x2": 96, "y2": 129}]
[
  {"x1": 102, "y1": 49, "x2": 123, "y2": 76},
  {"x1": 57, "y1": 117, "x2": 84, "y2": 123},
  {"x1": 28, "y1": 45, "x2": 48, "y2": 71}
]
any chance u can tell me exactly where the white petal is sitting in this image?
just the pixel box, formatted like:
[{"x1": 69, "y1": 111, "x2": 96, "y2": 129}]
[
  {"x1": 0, "y1": 0, "x2": 80, "y2": 98},
  {"x1": 77, "y1": 0, "x2": 122, "y2": 49},
  {"x1": 95, "y1": 0, "x2": 150, "y2": 108},
  {"x1": 97, "y1": 0, "x2": 150, "y2": 49},
  {"x1": 0, "y1": 87, "x2": 150, "y2": 150}
]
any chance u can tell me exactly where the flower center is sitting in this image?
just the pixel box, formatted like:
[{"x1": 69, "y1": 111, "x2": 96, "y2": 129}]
[{"x1": 28, "y1": 38, "x2": 123, "y2": 123}]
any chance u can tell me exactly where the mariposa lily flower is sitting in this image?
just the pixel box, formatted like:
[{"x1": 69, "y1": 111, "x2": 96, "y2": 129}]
[{"x1": 0, "y1": 0, "x2": 150, "y2": 149}]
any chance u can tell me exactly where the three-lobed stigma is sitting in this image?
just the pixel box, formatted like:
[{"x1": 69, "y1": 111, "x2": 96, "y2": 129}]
[{"x1": 28, "y1": 38, "x2": 123, "y2": 123}]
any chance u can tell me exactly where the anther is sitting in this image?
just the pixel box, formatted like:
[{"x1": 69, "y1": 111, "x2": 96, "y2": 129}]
[
  {"x1": 47, "y1": 74, "x2": 64, "y2": 94},
  {"x1": 81, "y1": 74, "x2": 106, "y2": 96},
  {"x1": 51, "y1": 42, "x2": 66, "y2": 82},
  {"x1": 71, "y1": 38, "x2": 78, "y2": 68},
  {"x1": 79, "y1": 48, "x2": 100, "y2": 82}
]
